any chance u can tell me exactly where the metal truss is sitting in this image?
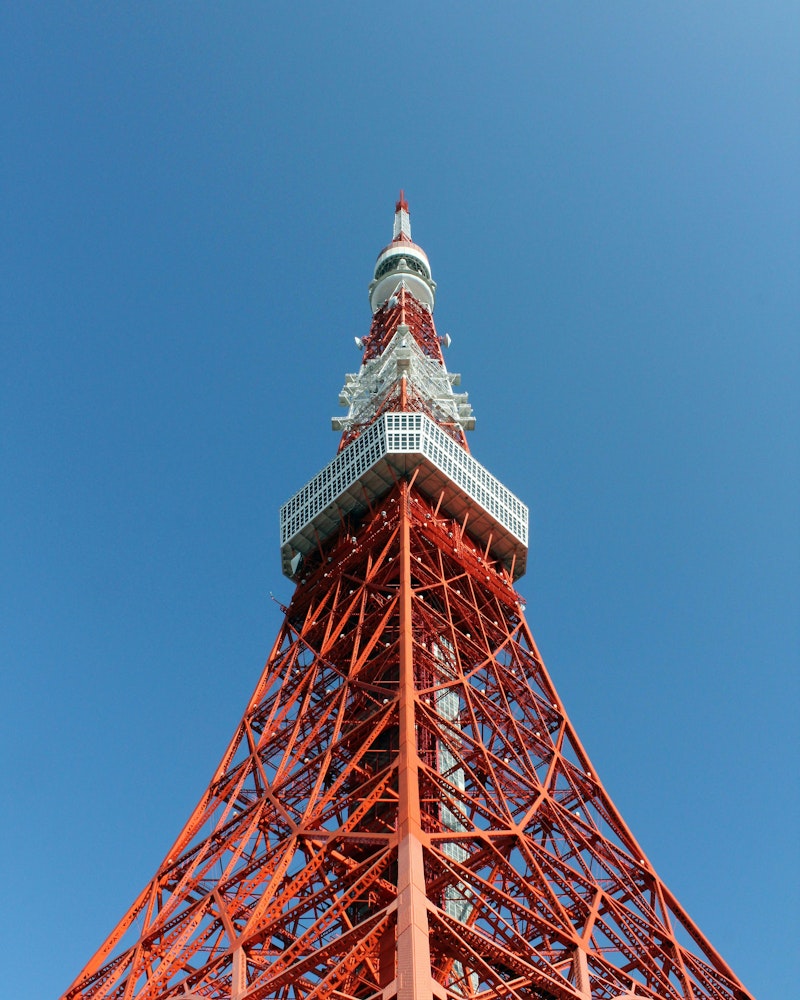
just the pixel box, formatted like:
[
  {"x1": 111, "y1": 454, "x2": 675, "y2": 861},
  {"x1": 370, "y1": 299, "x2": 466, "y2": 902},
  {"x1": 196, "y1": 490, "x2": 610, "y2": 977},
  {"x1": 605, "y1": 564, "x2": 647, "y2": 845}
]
[
  {"x1": 336, "y1": 285, "x2": 473, "y2": 451},
  {"x1": 335, "y1": 294, "x2": 471, "y2": 436},
  {"x1": 61, "y1": 485, "x2": 753, "y2": 1000}
]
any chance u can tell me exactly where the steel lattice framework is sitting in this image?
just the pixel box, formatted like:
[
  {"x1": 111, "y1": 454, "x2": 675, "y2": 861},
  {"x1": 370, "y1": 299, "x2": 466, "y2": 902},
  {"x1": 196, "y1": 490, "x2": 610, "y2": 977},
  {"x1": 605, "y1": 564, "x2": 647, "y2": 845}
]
[{"x1": 61, "y1": 195, "x2": 752, "y2": 1000}]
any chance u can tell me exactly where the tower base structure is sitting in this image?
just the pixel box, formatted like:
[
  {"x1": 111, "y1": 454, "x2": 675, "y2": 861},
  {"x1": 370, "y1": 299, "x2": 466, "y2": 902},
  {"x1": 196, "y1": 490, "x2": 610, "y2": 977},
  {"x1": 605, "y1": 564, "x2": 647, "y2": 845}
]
[{"x1": 63, "y1": 488, "x2": 751, "y2": 1000}]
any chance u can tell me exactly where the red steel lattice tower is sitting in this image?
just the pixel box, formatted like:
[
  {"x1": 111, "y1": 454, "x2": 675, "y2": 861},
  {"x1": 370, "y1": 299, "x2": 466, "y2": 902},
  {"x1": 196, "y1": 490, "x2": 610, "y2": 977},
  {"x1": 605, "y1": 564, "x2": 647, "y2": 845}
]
[{"x1": 62, "y1": 196, "x2": 753, "y2": 1000}]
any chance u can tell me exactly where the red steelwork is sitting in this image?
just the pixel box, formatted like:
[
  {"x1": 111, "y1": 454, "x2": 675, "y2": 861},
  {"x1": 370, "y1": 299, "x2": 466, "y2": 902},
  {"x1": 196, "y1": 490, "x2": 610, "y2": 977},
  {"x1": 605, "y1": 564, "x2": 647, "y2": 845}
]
[
  {"x1": 339, "y1": 284, "x2": 467, "y2": 454},
  {"x1": 363, "y1": 285, "x2": 445, "y2": 367},
  {"x1": 61, "y1": 199, "x2": 753, "y2": 1000}
]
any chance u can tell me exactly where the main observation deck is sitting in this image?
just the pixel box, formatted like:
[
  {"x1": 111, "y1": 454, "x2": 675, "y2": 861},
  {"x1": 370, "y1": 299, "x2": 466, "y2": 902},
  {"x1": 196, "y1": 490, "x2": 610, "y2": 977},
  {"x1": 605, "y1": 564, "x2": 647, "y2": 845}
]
[{"x1": 280, "y1": 412, "x2": 528, "y2": 581}]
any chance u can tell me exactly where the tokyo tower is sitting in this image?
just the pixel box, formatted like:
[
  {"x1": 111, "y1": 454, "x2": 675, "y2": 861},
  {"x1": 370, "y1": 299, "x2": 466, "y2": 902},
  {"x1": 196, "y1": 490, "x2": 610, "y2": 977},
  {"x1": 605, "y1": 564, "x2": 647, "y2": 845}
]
[{"x1": 62, "y1": 195, "x2": 753, "y2": 1000}]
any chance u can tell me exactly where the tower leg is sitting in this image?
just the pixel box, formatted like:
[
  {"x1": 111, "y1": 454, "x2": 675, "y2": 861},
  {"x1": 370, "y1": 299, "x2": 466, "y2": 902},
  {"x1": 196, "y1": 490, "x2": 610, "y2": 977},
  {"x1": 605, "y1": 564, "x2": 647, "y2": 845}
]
[
  {"x1": 393, "y1": 484, "x2": 436, "y2": 1000},
  {"x1": 231, "y1": 946, "x2": 246, "y2": 1000},
  {"x1": 572, "y1": 946, "x2": 591, "y2": 1000},
  {"x1": 395, "y1": 833, "x2": 433, "y2": 1000}
]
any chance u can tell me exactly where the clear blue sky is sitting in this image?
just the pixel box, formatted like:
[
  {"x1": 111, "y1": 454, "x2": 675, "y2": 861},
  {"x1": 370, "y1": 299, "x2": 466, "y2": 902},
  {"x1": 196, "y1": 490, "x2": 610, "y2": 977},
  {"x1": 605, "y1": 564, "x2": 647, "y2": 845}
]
[{"x1": 1, "y1": 6, "x2": 797, "y2": 998}]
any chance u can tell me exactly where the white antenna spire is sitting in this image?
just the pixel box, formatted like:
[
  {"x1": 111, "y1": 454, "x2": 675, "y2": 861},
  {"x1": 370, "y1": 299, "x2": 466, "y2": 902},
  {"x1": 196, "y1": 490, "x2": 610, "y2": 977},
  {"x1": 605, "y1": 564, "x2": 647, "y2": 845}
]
[{"x1": 392, "y1": 189, "x2": 411, "y2": 241}]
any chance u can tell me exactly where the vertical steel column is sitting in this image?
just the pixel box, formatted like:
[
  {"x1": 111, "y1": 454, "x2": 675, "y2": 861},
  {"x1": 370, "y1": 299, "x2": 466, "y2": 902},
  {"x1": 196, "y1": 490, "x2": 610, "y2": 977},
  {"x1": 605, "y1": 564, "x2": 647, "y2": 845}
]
[
  {"x1": 394, "y1": 482, "x2": 434, "y2": 1000},
  {"x1": 572, "y1": 946, "x2": 591, "y2": 1000}
]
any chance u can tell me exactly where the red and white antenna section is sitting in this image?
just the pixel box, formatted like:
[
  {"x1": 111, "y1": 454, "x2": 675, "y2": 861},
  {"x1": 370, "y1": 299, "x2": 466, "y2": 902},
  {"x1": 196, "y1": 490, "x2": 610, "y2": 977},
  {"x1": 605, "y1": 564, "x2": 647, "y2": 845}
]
[{"x1": 334, "y1": 321, "x2": 473, "y2": 434}]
